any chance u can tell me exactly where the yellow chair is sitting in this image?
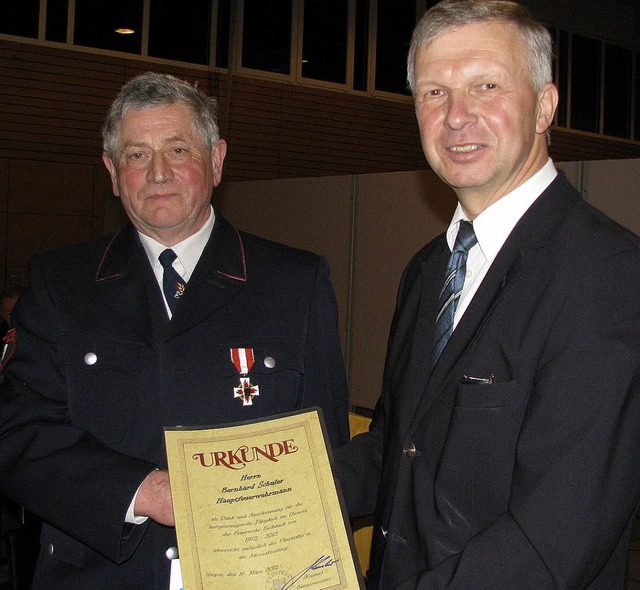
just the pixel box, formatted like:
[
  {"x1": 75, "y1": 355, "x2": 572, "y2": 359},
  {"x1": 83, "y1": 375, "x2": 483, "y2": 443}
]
[{"x1": 348, "y1": 411, "x2": 374, "y2": 576}]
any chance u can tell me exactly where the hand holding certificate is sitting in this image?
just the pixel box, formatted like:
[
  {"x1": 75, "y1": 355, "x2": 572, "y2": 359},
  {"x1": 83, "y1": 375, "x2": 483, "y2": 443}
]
[{"x1": 165, "y1": 409, "x2": 363, "y2": 590}]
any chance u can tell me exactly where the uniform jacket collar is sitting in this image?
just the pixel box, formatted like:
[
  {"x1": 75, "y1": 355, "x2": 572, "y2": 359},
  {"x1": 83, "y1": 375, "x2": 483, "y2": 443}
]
[{"x1": 94, "y1": 211, "x2": 247, "y2": 344}]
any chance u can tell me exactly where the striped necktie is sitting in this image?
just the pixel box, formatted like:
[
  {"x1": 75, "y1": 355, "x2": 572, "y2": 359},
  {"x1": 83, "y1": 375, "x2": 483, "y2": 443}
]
[
  {"x1": 159, "y1": 249, "x2": 186, "y2": 315},
  {"x1": 433, "y1": 221, "x2": 477, "y2": 362}
]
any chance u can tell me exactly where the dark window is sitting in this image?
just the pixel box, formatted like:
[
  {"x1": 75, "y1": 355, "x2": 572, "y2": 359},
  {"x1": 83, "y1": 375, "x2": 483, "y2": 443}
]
[
  {"x1": 242, "y1": 0, "x2": 292, "y2": 75},
  {"x1": 46, "y1": 0, "x2": 68, "y2": 42},
  {"x1": 302, "y1": 0, "x2": 348, "y2": 84},
  {"x1": 603, "y1": 43, "x2": 632, "y2": 139},
  {"x1": 302, "y1": 0, "x2": 349, "y2": 84},
  {"x1": 0, "y1": 0, "x2": 39, "y2": 38},
  {"x1": 74, "y1": 0, "x2": 143, "y2": 54},
  {"x1": 149, "y1": 0, "x2": 210, "y2": 65},
  {"x1": 375, "y1": 0, "x2": 415, "y2": 95},
  {"x1": 353, "y1": 0, "x2": 370, "y2": 91},
  {"x1": 570, "y1": 34, "x2": 601, "y2": 133},
  {"x1": 555, "y1": 29, "x2": 569, "y2": 128}
]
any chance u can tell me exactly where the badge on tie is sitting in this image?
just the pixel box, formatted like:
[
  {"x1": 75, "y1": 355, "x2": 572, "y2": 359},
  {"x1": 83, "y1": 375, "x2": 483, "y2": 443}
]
[
  {"x1": 159, "y1": 249, "x2": 186, "y2": 315},
  {"x1": 230, "y1": 348, "x2": 260, "y2": 406}
]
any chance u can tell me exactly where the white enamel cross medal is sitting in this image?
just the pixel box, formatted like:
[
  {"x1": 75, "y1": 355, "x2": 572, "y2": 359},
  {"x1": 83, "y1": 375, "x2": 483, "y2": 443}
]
[{"x1": 230, "y1": 348, "x2": 260, "y2": 406}]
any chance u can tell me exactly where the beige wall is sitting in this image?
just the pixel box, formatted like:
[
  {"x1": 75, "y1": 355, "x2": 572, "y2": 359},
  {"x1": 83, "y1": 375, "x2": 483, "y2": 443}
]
[
  {"x1": 215, "y1": 158, "x2": 640, "y2": 410},
  {"x1": 583, "y1": 160, "x2": 640, "y2": 231}
]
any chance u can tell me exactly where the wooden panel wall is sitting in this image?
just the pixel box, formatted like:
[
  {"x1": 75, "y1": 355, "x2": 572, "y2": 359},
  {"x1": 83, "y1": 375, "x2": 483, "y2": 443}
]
[
  {"x1": 221, "y1": 76, "x2": 424, "y2": 180},
  {"x1": 2, "y1": 37, "x2": 640, "y2": 291},
  {"x1": 0, "y1": 40, "x2": 218, "y2": 167},
  {"x1": 3, "y1": 37, "x2": 639, "y2": 176}
]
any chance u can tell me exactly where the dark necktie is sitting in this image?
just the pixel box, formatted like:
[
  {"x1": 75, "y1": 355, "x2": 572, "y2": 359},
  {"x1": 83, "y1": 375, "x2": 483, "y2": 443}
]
[
  {"x1": 158, "y1": 249, "x2": 186, "y2": 315},
  {"x1": 433, "y1": 220, "x2": 478, "y2": 362}
]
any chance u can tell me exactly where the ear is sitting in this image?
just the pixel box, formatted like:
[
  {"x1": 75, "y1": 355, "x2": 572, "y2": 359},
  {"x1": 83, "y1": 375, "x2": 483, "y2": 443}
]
[
  {"x1": 102, "y1": 151, "x2": 121, "y2": 197},
  {"x1": 211, "y1": 139, "x2": 228, "y2": 188},
  {"x1": 535, "y1": 82, "x2": 558, "y2": 136}
]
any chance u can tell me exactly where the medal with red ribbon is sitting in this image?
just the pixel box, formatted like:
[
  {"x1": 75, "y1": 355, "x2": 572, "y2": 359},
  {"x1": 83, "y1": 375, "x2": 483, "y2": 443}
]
[{"x1": 230, "y1": 348, "x2": 260, "y2": 406}]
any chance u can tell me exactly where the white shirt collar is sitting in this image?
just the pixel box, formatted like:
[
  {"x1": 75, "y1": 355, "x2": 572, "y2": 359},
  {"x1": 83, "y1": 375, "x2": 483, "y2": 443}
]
[
  {"x1": 138, "y1": 206, "x2": 215, "y2": 281},
  {"x1": 447, "y1": 159, "x2": 557, "y2": 262}
]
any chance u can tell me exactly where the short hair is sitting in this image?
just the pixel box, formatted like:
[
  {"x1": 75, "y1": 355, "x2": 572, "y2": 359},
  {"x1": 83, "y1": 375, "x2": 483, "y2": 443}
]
[
  {"x1": 102, "y1": 72, "x2": 221, "y2": 160},
  {"x1": 407, "y1": 0, "x2": 553, "y2": 95}
]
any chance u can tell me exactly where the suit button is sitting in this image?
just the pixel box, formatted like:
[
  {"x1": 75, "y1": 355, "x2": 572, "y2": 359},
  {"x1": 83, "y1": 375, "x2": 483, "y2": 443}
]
[
  {"x1": 84, "y1": 352, "x2": 98, "y2": 365},
  {"x1": 264, "y1": 356, "x2": 276, "y2": 369},
  {"x1": 403, "y1": 442, "x2": 417, "y2": 457},
  {"x1": 48, "y1": 542, "x2": 54, "y2": 556},
  {"x1": 166, "y1": 546, "x2": 179, "y2": 560}
]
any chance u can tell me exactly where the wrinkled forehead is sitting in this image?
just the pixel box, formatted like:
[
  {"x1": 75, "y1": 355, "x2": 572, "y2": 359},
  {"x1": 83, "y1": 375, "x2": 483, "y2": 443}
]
[{"x1": 423, "y1": 19, "x2": 524, "y2": 52}]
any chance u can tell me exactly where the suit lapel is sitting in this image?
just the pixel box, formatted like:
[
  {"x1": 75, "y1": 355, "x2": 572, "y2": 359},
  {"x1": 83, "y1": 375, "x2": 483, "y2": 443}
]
[
  {"x1": 407, "y1": 171, "x2": 580, "y2": 434},
  {"x1": 163, "y1": 213, "x2": 247, "y2": 340},
  {"x1": 392, "y1": 238, "x2": 448, "y2": 434}
]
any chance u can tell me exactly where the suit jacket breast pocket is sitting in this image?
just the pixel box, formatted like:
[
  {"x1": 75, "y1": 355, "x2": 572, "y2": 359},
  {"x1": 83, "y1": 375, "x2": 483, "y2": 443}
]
[
  {"x1": 219, "y1": 338, "x2": 305, "y2": 415},
  {"x1": 58, "y1": 333, "x2": 143, "y2": 445}
]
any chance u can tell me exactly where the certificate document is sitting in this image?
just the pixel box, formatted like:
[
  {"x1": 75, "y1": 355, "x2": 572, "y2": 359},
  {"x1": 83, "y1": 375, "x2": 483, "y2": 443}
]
[{"x1": 164, "y1": 409, "x2": 364, "y2": 590}]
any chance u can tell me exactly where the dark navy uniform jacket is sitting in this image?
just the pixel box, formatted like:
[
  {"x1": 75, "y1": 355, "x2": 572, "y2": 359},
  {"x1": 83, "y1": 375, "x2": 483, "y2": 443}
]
[{"x1": 0, "y1": 211, "x2": 349, "y2": 590}]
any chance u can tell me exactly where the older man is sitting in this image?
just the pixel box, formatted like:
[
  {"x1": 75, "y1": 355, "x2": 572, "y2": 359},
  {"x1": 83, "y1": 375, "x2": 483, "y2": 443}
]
[
  {"x1": 335, "y1": 1, "x2": 640, "y2": 588},
  {"x1": 0, "y1": 73, "x2": 349, "y2": 589}
]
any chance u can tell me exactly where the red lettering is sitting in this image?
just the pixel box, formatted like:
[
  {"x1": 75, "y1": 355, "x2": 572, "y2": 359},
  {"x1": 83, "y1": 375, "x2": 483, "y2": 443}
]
[{"x1": 192, "y1": 440, "x2": 299, "y2": 470}]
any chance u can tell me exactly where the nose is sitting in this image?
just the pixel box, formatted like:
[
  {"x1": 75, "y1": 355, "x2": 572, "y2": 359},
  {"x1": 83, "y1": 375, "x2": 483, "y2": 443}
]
[
  {"x1": 444, "y1": 91, "x2": 476, "y2": 130},
  {"x1": 147, "y1": 152, "x2": 173, "y2": 184}
]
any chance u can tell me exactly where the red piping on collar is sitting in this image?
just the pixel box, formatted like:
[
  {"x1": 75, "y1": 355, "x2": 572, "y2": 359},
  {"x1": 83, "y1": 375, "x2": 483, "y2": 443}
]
[
  {"x1": 95, "y1": 232, "x2": 124, "y2": 282},
  {"x1": 217, "y1": 226, "x2": 248, "y2": 282}
]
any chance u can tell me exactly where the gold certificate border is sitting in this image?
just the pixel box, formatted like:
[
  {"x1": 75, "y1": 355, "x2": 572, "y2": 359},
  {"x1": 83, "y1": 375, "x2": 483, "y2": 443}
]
[{"x1": 165, "y1": 409, "x2": 363, "y2": 590}]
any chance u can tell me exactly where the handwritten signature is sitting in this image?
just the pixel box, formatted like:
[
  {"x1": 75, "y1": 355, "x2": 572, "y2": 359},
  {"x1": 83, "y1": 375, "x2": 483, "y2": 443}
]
[{"x1": 281, "y1": 555, "x2": 340, "y2": 589}]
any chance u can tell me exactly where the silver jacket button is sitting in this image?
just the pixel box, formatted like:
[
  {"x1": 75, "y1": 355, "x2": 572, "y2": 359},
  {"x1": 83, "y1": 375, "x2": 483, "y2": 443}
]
[
  {"x1": 48, "y1": 542, "x2": 54, "y2": 556},
  {"x1": 166, "y1": 546, "x2": 179, "y2": 560},
  {"x1": 84, "y1": 352, "x2": 98, "y2": 366},
  {"x1": 264, "y1": 356, "x2": 276, "y2": 369},
  {"x1": 403, "y1": 442, "x2": 417, "y2": 457}
]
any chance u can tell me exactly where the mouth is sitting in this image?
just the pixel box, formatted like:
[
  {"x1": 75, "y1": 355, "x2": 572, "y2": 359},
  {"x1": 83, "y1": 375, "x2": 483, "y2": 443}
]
[
  {"x1": 448, "y1": 144, "x2": 483, "y2": 153},
  {"x1": 147, "y1": 192, "x2": 178, "y2": 199}
]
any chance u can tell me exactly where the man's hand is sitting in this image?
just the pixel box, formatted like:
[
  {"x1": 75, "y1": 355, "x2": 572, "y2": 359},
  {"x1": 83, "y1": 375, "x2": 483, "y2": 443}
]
[{"x1": 134, "y1": 469, "x2": 175, "y2": 526}]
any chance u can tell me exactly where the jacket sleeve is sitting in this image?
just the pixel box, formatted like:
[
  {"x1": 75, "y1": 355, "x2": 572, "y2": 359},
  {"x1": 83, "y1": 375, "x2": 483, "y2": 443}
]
[
  {"x1": 300, "y1": 256, "x2": 350, "y2": 450},
  {"x1": 0, "y1": 253, "x2": 157, "y2": 563}
]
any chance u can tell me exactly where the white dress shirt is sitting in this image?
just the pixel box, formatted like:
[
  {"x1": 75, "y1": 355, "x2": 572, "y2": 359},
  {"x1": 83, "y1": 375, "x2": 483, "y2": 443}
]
[{"x1": 446, "y1": 159, "x2": 558, "y2": 329}]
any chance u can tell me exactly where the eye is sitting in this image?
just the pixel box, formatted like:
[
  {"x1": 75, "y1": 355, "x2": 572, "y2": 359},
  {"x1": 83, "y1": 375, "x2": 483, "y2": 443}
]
[
  {"x1": 479, "y1": 83, "x2": 498, "y2": 91},
  {"x1": 124, "y1": 151, "x2": 146, "y2": 162},
  {"x1": 417, "y1": 88, "x2": 446, "y2": 103},
  {"x1": 169, "y1": 146, "x2": 190, "y2": 157}
]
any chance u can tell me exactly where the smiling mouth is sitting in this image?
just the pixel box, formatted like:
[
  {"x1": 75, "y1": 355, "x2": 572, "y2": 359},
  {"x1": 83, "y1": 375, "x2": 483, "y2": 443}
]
[{"x1": 449, "y1": 144, "x2": 483, "y2": 153}]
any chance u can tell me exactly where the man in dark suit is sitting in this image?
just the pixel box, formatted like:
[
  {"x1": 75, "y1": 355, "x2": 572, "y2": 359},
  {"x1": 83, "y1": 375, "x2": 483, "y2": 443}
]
[
  {"x1": 335, "y1": 1, "x2": 640, "y2": 588},
  {"x1": 0, "y1": 72, "x2": 349, "y2": 589}
]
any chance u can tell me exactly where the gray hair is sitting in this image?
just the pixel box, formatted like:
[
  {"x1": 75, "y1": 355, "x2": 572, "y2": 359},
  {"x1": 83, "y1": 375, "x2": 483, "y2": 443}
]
[
  {"x1": 102, "y1": 72, "x2": 221, "y2": 160},
  {"x1": 407, "y1": 0, "x2": 553, "y2": 95}
]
